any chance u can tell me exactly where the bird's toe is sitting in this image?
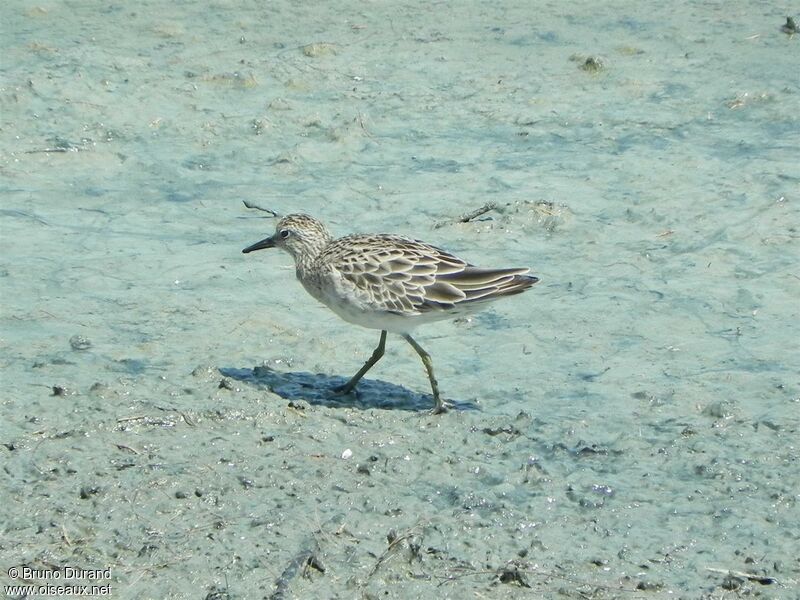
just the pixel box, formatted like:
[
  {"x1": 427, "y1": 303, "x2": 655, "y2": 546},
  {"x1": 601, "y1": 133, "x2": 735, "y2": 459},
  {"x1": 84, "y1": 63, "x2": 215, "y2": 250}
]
[
  {"x1": 429, "y1": 398, "x2": 453, "y2": 415},
  {"x1": 332, "y1": 383, "x2": 357, "y2": 396}
]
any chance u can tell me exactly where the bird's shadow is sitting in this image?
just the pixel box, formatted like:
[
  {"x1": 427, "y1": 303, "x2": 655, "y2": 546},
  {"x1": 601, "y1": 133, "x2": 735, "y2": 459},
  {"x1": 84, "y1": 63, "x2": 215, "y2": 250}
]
[{"x1": 219, "y1": 365, "x2": 479, "y2": 412}]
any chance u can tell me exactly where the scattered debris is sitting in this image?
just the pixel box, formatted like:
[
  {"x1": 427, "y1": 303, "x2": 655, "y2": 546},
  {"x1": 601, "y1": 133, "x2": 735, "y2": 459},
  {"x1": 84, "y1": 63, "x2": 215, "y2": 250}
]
[
  {"x1": 482, "y1": 425, "x2": 521, "y2": 437},
  {"x1": 25, "y1": 137, "x2": 88, "y2": 153},
  {"x1": 79, "y1": 485, "x2": 100, "y2": 499},
  {"x1": 367, "y1": 523, "x2": 425, "y2": 579},
  {"x1": 456, "y1": 202, "x2": 498, "y2": 223},
  {"x1": 725, "y1": 91, "x2": 770, "y2": 109},
  {"x1": 114, "y1": 443, "x2": 140, "y2": 455},
  {"x1": 581, "y1": 56, "x2": 605, "y2": 72},
  {"x1": 204, "y1": 585, "x2": 231, "y2": 600},
  {"x1": 495, "y1": 561, "x2": 532, "y2": 587},
  {"x1": 69, "y1": 334, "x2": 92, "y2": 351},
  {"x1": 706, "y1": 566, "x2": 777, "y2": 586},
  {"x1": 270, "y1": 543, "x2": 325, "y2": 600},
  {"x1": 302, "y1": 42, "x2": 337, "y2": 57},
  {"x1": 570, "y1": 54, "x2": 605, "y2": 72},
  {"x1": 435, "y1": 202, "x2": 497, "y2": 228},
  {"x1": 198, "y1": 71, "x2": 258, "y2": 89},
  {"x1": 242, "y1": 200, "x2": 279, "y2": 216}
]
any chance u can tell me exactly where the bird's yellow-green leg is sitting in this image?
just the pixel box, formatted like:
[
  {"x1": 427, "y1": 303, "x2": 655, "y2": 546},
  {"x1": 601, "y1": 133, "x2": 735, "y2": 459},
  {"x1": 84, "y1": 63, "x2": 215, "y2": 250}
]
[
  {"x1": 403, "y1": 334, "x2": 449, "y2": 414},
  {"x1": 334, "y1": 330, "x2": 387, "y2": 394}
]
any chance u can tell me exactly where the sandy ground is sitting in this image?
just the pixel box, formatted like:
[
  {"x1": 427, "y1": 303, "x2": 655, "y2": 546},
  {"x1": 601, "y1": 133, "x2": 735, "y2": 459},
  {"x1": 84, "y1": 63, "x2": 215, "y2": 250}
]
[{"x1": 1, "y1": 1, "x2": 799, "y2": 598}]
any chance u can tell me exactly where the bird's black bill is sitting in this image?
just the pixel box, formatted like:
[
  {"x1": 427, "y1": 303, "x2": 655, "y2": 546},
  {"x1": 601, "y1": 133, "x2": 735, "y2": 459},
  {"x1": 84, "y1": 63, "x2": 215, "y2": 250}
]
[{"x1": 242, "y1": 236, "x2": 276, "y2": 253}]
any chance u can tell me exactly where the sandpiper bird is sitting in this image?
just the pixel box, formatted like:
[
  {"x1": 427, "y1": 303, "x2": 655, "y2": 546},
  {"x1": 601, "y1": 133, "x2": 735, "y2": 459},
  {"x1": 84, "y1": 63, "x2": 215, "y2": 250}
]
[{"x1": 242, "y1": 214, "x2": 538, "y2": 413}]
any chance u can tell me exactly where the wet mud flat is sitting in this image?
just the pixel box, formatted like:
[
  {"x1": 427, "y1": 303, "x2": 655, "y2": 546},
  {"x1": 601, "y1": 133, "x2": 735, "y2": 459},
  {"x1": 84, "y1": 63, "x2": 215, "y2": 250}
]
[{"x1": 2, "y1": 347, "x2": 797, "y2": 598}]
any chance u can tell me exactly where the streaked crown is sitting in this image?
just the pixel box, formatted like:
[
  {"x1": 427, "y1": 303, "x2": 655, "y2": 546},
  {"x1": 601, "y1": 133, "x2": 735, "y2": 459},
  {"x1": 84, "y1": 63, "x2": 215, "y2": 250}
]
[{"x1": 273, "y1": 214, "x2": 332, "y2": 261}]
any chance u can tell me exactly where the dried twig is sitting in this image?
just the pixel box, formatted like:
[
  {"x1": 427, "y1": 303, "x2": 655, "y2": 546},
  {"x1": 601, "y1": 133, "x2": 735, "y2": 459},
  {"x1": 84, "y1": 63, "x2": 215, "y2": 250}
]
[
  {"x1": 705, "y1": 567, "x2": 777, "y2": 585},
  {"x1": 116, "y1": 415, "x2": 148, "y2": 423},
  {"x1": 270, "y1": 543, "x2": 324, "y2": 600},
  {"x1": 114, "y1": 443, "x2": 140, "y2": 455},
  {"x1": 243, "y1": 200, "x2": 279, "y2": 216},
  {"x1": 458, "y1": 202, "x2": 497, "y2": 222},
  {"x1": 367, "y1": 524, "x2": 423, "y2": 578},
  {"x1": 435, "y1": 202, "x2": 498, "y2": 228},
  {"x1": 25, "y1": 147, "x2": 72, "y2": 154}
]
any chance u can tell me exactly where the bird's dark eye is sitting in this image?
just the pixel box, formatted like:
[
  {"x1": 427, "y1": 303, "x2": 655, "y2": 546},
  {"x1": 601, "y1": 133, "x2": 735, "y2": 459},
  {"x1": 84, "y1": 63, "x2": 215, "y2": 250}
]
[{"x1": 279, "y1": 229, "x2": 290, "y2": 239}]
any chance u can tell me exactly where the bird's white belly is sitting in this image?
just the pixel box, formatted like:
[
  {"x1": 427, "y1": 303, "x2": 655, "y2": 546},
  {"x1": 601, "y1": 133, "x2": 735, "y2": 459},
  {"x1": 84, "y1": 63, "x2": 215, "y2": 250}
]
[
  {"x1": 331, "y1": 302, "x2": 419, "y2": 333},
  {"x1": 299, "y1": 272, "x2": 419, "y2": 334}
]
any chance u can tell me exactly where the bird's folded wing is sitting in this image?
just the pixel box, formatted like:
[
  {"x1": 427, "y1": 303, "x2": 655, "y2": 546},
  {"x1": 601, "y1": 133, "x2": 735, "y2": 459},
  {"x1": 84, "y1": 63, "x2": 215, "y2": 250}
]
[{"x1": 324, "y1": 235, "x2": 534, "y2": 314}]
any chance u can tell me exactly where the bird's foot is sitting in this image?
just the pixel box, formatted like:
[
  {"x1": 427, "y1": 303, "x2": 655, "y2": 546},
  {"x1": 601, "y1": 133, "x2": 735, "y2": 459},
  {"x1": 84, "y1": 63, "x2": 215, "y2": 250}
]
[
  {"x1": 429, "y1": 398, "x2": 453, "y2": 415},
  {"x1": 332, "y1": 383, "x2": 357, "y2": 396}
]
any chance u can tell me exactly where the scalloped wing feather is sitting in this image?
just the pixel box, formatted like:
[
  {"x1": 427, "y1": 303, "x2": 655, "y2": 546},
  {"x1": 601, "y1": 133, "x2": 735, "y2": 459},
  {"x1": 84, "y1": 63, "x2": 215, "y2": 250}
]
[{"x1": 319, "y1": 235, "x2": 538, "y2": 315}]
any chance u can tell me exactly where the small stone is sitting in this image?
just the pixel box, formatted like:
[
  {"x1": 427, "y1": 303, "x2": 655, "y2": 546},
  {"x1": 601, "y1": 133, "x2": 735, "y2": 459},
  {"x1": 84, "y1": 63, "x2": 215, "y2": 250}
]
[
  {"x1": 721, "y1": 575, "x2": 742, "y2": 591},
  {"x1": 89, "y1": 382, "x2": 111, "y2": 397},
  {"x1": 79, "y1": 485, "x2": 100, "y2": 499},
  {"x1": 69, "y1": 334, "x2": 91, "y2": 350},
  {"x1": 191, "y1": 365, "x2": 218, "y2": 381},
  {"x1": 302, "y1": 42, "x2": 337, "y2": 57},
  {"x1": 268, "y1": 98, "x2": 292, "y2": 111},
  {"x1": 252, "y1": 118, "x2": 269, "y2": 135},
  {"x1": 497, "y1": 564, "x2": 530, "y2": 587},
  {"x1": 636, "y1": 580, "x2": 663, "y2": 591},
  {"x1": 583, "y1": 57, "x2": 604, "y2": 71},
  {"x1": 307, "y1": 554, "x2": 325, "y2": 573},
  {"x1": 341, "y1": 448, "x2": 353, "y2": 460},
  {"x1": 702, "y1": 401, "x2": 732, "y2": 419}
]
